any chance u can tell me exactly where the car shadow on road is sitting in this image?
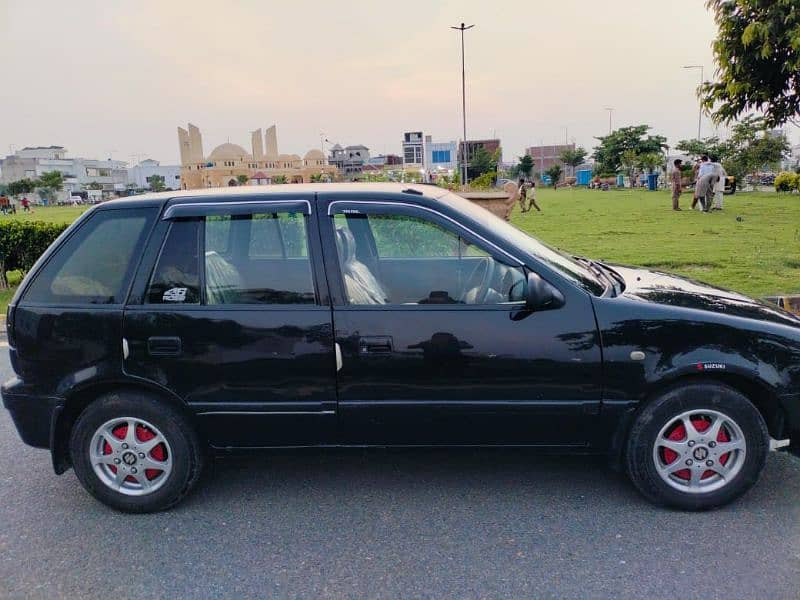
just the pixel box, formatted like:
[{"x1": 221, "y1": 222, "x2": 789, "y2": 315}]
[{"x1": 178, "y1": 447, "x2": 799, "y2": 514}]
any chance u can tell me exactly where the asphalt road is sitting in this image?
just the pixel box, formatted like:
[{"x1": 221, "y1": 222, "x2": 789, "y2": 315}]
[{"x1": 0, "y1": 353, "x2": 798, "y2": 599}]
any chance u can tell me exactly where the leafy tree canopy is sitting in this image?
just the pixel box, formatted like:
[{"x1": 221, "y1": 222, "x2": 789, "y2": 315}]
[
  {"x1": 559, "y1": 147, "x2": 588, "y2": 168},
  {"x1": 469, "y1": 147, "x2": 500, "y2": 177},
  {"x1": 592, "y1": 125, "x2": 667, "y2": 173},
  {"x1": 518, "y1": 154, "x2": 534, "y2": 178},
  {"x1": 702, "y1": 0, "x2": 800, "y2": 128},
  {"x1": 149, "y1": 174, "x2": 166, "y2": 192},
  {"x1": 544, "y1": 164, "x2": 562, "y2": 188},
  {"x1": 675, "y1": 136, "x2": 731, "y2": 161},
  {"x1": 6, "y1": 178, "x2": 37, "y2": 197},
  {"x1": 720, "y1": 115, "x2": 790, "y2": 179}
]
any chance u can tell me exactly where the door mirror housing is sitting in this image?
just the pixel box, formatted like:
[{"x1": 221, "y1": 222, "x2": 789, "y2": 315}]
[{"x1": 525, "y1": 272, "x2": 564, "y2": 311}]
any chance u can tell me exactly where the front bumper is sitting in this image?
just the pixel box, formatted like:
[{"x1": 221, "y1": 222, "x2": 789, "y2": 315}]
[{"x1": 2, "y1": 377, "x2": 63, "y2": 449}]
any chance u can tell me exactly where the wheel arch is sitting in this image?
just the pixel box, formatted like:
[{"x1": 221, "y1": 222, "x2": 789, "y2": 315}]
[
  {"x1": 51, "y1": 380, "x2": 200, "y2": 475},
  {"x1": 609, "y1": 372, "x2": 785, "y2": 468}
]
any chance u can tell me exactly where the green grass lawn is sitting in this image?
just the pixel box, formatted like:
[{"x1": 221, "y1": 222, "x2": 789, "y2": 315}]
[
  {"x1": 0, "y1": 205, "x2": 89, "y2": 224},
  {"x1": 510, "y1": 188, "x2": 800, "y2": 298},
  {"x1": 0, "y1": 191, "x2": 797, "y2": 313}
]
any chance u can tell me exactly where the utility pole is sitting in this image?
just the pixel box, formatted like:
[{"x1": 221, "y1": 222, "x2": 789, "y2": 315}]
[
  {"x1": 451, "y1": 22, "x2": 474, "y2": 188},
  {"x1": 683, "y1": 65, "x2": 704, "y2": 139}
]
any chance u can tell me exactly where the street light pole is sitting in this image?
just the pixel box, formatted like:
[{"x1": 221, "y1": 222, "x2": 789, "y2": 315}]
[
  {"x1": 451, "y1": 22, "x2": 474, "y2": 188},
  {"x1": 604, "y1": 107, "x2": 614, "y2": 135},
  {"x1": 683, "y1": 65, "x2": 704, "y2": 140}
]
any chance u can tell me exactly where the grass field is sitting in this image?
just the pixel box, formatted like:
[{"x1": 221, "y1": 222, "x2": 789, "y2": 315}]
[
  {"x1": 0, "y1": 190, "x2": 797, "y2": 312},
  {"x1": 0, "y1": 205, "x2": 89, "y2": 224},
  {"x1": 510, "y1": 188, "x2": 800, "y2": 297}
]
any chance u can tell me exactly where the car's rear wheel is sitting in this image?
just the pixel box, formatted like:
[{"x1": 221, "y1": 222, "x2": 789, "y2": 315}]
[
  {"x1": 70, "y1": 391, "x2": 204, "y2": 513},
  {"x1": 626, "y1": 382, "x2": 768, "y2": 510}
]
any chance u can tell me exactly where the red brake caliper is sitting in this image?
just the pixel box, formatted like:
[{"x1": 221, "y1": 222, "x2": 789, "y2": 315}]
[
  {"x1": 663, "y1": 422, "x2": 691, "y2": 480},
  {"x1": 136, "y1": 424, "x2": 166, "y2": 480},
  {"x1": 105, "y1": 424, "x2": 137, "y2": 483}
]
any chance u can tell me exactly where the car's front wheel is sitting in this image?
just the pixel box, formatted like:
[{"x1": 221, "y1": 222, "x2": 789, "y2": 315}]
[
  {"x1": 626, "y1": 382, "x2": 768, "y2": 510},
  {"x1": 70, "y1": 391, "x2": 204, "y2": 512}
]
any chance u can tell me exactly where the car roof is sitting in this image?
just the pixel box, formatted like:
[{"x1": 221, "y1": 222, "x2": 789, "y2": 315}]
[{"x1": 102, "y1": 183, "x2": 450, "y2": 210}]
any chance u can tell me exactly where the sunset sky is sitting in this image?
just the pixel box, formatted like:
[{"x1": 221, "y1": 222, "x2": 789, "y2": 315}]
[{"x1": 2, "y1": 0, "x2": 797, "y2": 164}]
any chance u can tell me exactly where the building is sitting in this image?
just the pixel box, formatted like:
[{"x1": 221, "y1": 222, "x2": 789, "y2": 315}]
[
  {"x1": 127, "y1": 159, "x2": 182, "y2": 191},
  {"x1": 402, "y1": 132, "x2": 425, "y2": 167},
  {"x1": 525, "y1": 143, "x2": 575, "y2": 176},
  {"x1": 328, "y1": 144, "x2": 370, "y2": 178},
  {"x1": 458, "y1": 138, "x2": 502, "y2": 180},
  {"x1": 178, "y1": 123, "x2": 336, "y2": 189},
  {"x1": 0, "y1": 146, "x2": 128, "y2": 200},
  {"x1": 424, "y1": 135, "x2": 457, "y2": 174}
]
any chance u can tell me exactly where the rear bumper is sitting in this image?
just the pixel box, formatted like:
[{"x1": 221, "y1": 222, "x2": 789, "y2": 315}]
[{"x1": 1, "y1": 378, "x2": 63, "y2": 449}]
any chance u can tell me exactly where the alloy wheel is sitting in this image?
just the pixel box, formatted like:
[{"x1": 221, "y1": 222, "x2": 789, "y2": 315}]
[
  {"x1": 652, "y1": 409, "x2": 746, "y2": 494},
  {"x1": 89, "y1": 417, "x2": 173, "y2": 496}
]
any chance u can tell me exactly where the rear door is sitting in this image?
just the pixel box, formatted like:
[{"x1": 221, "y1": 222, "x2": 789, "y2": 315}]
[{"x1": 122, "y1": 196, "x2": 337, "y2": 447}]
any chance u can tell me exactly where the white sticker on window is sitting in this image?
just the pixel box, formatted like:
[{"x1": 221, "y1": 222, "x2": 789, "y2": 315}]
[{"x1": 163, "y1": 287, "x2": 187, "y2": 302}]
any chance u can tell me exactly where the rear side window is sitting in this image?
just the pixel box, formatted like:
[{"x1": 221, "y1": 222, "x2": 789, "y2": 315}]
[
  {"x1": 23, "y1": 208, "x2": 156, "y2": 305},
  {"x1": 147, "y1": 220, "x2": 201, "y2": 304},
  {"x1": 144, "y1": 210, "x2": 315, "y2": 305}
]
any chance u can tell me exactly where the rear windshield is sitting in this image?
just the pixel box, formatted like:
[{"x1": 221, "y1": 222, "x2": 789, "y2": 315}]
[{"x1": 23, "y1": 207, "x2": 156, "y2": 305}]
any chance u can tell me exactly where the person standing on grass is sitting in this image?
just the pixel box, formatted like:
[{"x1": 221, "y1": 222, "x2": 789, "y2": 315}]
[
  {"x1": 525, "y1": 179, "x2": 541, "y2": 212},
  {"x1": 517, "y1": 178, "x2": 530, "y2": 212},
  {"x1": 20, "y1": 197, "x2": 30, "y2": 212},
  {"x1": 690, "y1": 158, "x2": 701, "y2": 209},
  {"x1": 710, "y1": 157, "x2": 727, "y2": 211},
  {"x1": 671, "y1": 159, "x2": 683, "y2": 210},
  {"x1": 692, "y1": 155, "x2": 713, "y2": 210}
]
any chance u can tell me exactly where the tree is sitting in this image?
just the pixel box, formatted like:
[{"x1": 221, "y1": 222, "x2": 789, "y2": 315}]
[
  {"x1": 272, "y1": 175, "x2": 287, "y2": 184},
  {"x1": 544, "y1": 164, "x2": 562, "y2": 188},
  {"x1": 675, "y1": 136, "x2": 730, "y2": 161},
  {"x1": 620, "y1": 149, "x2": 639, "y2": 181},
  {"x1": 518, "y1": 154, "x2": 534, "y2": 178},
  {"x1": 236, "y1": 174, "x2": 249, "y2": 186},
  {"x1": 637, "y1": 152, "x2": 665, "y2": 174},
  {"x1": 148, "y1": 174, "x2": 166, "y2": 192},
  {"x1": 469, "y1": 147, "x2": 498, "y2": 178},
  {"x1": 721, "y1": 115, "x2": 790, "y2": 180},
  {"x1": 702, "y1": 0, "x2": 800, "y2": 128},
  {"x1": 559, "y1": 147, "x2": 588, "y2": 176},
  {"x1": 592, "y1": 125, "x2": 667, "y2": 174},
  {"x1": 86, "y1": 181, "x2": 103, "y2": 190},
  {"x1": 6, "y1": 178, "x2": 36, "y2": 198}
]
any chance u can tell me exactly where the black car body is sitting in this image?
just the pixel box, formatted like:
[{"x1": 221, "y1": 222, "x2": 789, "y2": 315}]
[{"x1": 3, "y1": 183, "x2": 799, "y2": 511}]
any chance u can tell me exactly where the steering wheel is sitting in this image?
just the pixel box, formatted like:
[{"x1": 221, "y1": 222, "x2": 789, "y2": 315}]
[{"x1": 459, "y1": 257, "x2": 496, "y2": 304}]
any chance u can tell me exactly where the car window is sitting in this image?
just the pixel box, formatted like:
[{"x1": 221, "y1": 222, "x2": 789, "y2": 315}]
[
  {"x1": 204, "y1": 211, "x2": 315, "y2": 305},
  {"x1": 146, "y1": 220, "x2": 201, "y2": 304},
  {"x1": 333, "y1": 212, "x2": 526, "y2": 306},
  {"x1": 23, "y1": 208, "x2": 156, "y2": 305}
]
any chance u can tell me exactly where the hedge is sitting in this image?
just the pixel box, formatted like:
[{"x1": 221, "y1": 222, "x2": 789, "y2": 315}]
[{"x1": 0, "y1": 221, "x2": 69, "y2": 288}]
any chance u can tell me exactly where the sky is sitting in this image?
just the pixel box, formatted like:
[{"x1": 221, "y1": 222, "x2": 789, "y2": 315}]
[{"x1": 1, "y1": 0, "x2": 797, "y2": 165}]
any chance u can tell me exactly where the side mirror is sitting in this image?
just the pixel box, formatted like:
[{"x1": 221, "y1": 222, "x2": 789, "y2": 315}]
[{"x1": 526, "y1": 272, "x2": 564, "y2": 311}]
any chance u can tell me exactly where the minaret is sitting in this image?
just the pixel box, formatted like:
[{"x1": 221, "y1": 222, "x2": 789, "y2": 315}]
[
  {"x1": 187, "y1": 123, "x2": 204, "y2": 163},
  {"x1": 265, "y1": 125, "x2": 278, "y2": 157},
  {"x1": 177, "y1": 127, "x2": 190, "y2": 165},
  {"x1": 251, "y1": 128, "x2": 264, "y2": 160}
]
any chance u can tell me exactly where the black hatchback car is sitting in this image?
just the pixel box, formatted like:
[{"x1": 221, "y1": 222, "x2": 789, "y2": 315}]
[{"x1": 3, "y1": 184, "x2": 799, "y2": 512}]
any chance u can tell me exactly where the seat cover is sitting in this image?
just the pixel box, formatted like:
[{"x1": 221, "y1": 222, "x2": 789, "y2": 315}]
[{"x1": 335, "y1": 228, "x2": 389, "y2": 304}]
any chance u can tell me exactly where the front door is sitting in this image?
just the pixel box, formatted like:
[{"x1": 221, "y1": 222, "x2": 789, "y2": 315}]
[
  {"x1": 123, "y1": 197, "x2": 337, "y2": 447},
  {"x1": 323, "y1": 200, "x2": 603, "y2": 446}
]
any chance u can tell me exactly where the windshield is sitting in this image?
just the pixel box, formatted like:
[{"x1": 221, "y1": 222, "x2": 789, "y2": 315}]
[{"x1": 439, "y1": 192, "x2": 607, "y2": 296}]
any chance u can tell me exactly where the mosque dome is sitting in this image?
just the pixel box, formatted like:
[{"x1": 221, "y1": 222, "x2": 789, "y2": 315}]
[
  {"x1": 208, "y1": 143, "x2": 249, "y2": 161},
  {"x1": 304, "y1": 149, "x2": 325, "y2": 161}
]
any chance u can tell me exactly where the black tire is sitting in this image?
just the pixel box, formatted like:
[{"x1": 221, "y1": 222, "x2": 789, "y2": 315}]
[
  {"x1": 70, "y1": 390, "x2": 204, "y2": 513},
  {"x1": 625, "y1": 382, "x2": 768, "y2": 510}
]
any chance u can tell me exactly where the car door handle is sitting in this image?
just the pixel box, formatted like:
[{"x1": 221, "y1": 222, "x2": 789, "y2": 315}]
[
  {"x1": 358, "y1": 336, "x2": 393, "y2": 355},
  {"x1": 147, "y1": 336, "x2": 182, "y2": 356}
]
